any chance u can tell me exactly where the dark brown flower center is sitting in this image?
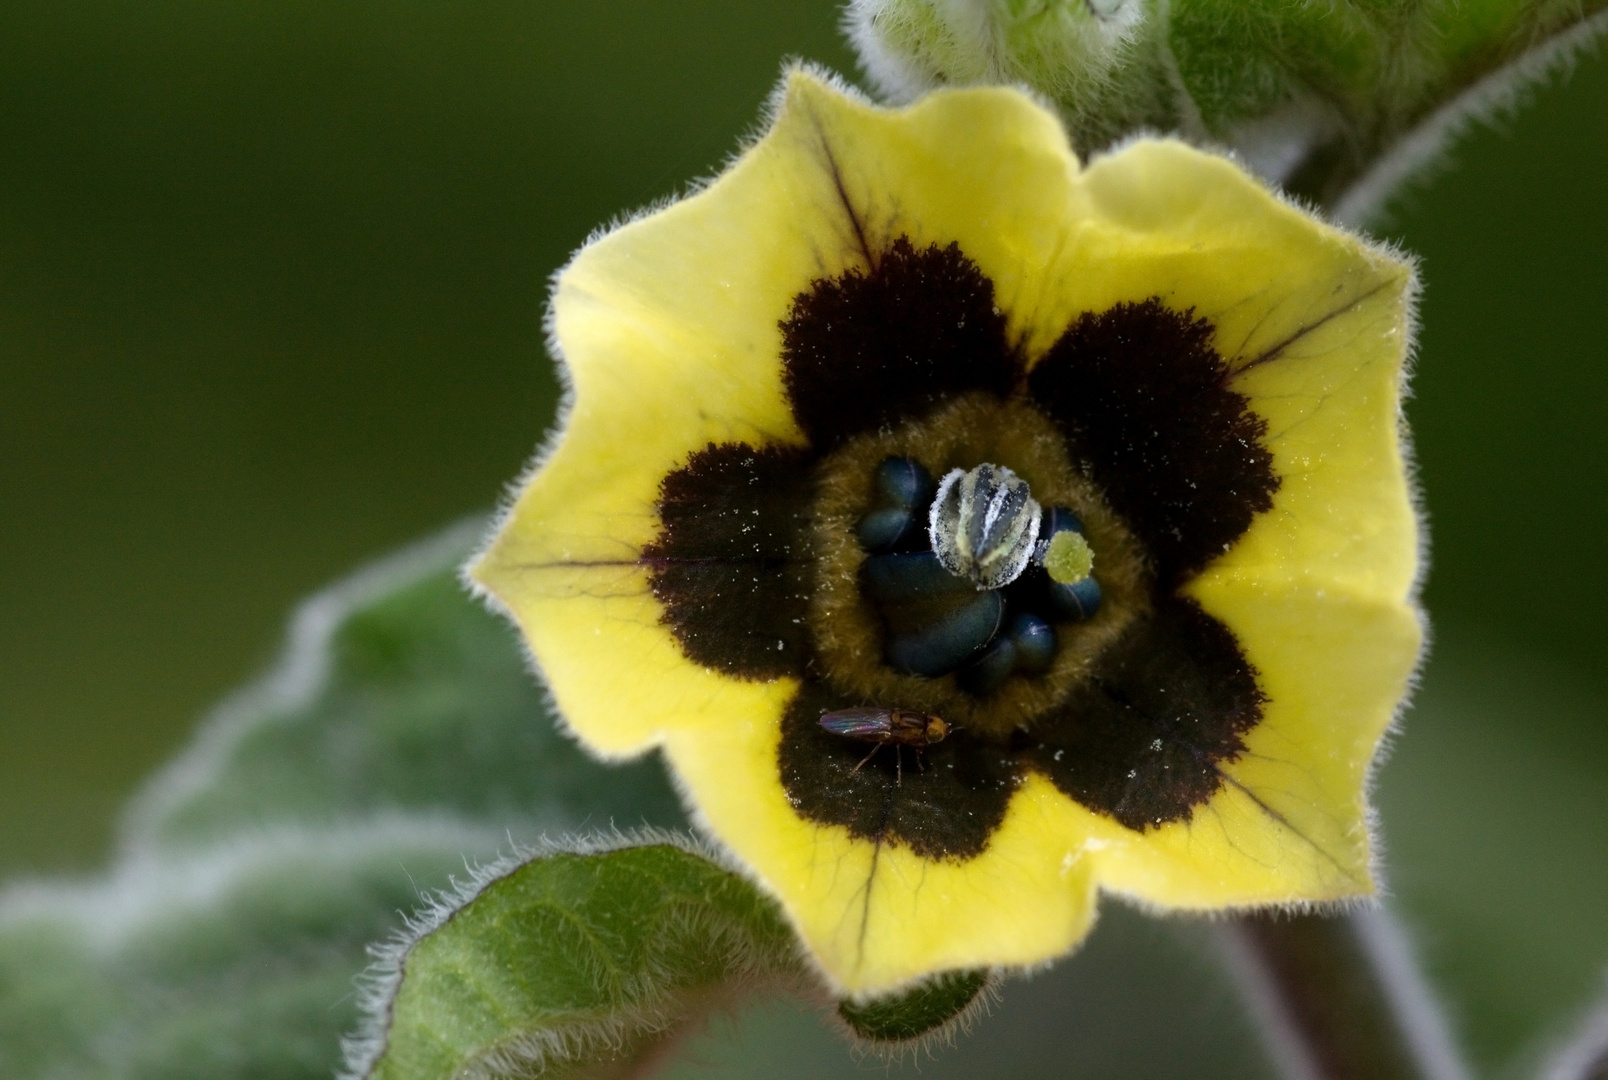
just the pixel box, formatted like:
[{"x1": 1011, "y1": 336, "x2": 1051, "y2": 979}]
[
  {"x1": 646, "y1": 236, "x2": 1281, "y2": 854},
  {"x1": 808, "y1": 393, "x2": 1149, "y2": 740}
]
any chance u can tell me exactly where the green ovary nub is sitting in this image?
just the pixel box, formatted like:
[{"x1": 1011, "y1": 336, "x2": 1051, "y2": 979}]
[{"x1": 1044, "y1": 529, "x2": 1094, "y2": 585}]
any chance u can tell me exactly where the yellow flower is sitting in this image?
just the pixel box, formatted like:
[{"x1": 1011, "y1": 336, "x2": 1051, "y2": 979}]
[{"x1": 471, "y1": 68, "x2": 1420, "y2": 996}]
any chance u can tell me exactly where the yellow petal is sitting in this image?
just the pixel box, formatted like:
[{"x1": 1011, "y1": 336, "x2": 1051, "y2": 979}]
[
  {"x1": 471, "y1": 70, "x2": 1422, "y2": 992},
  {"x1": 1013, "y1": 141, "x2": 1419, "y2": 902},
  {"x1": 472, "y1": 69, "x2": 1109, "y2": 755},
  {"x1": 665, "y1": 716, "x2": 1103, "y2": 994},
  {"x1": 1027, "y1": 139, "x2": 1419, "y2": 600},
  {"x1": 1092, "y1": 583, "x2": 1421, "y2": 905}
]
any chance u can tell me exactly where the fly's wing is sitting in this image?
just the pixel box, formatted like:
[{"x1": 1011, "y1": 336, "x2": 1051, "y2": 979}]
[{"x1": 818, "y1": 708, "x2": 892, "y2": 740}]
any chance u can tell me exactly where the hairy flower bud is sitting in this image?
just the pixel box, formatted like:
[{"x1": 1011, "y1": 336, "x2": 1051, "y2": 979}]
[{"x1": 846, "y1": 0, "x2": 1145, "y2": 106}]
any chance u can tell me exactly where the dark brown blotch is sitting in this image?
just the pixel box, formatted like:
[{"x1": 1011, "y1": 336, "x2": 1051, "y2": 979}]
[
  {"x1": 644, "y1": 442, "x2": 815, "y2": 680},
  {"x1": 780, "y1": 237, "x2": 1019, "y2": 452},
  {"x1": 1028, "y1": 299, "x2": 1279, "y2": 588},
  {"x1": 778, "y1": 680, "x2": 1018, "y2": 861},
  {"x1": 1024, "y1": 598, "x2": 1265, "y2": 830}
]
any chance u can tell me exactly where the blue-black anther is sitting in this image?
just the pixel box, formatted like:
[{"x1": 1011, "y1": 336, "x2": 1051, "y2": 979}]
[
  {"x1": 862, "y1": 550, "x2": 1004, "y2": 677},
  {"x1": 1007, "y1": 612, "x2": 1057, "y2": 673},
  {"x1": 956, "y1": 634, "x2": 1017, "y2": 696},
  {"x1": 1047, "y1": 576, "x2": 1102, "y2": 622},
  {"x1": 858, "y1": 457, "x2": 935, "y2": 553},
  {"x1": 885, "y1": 592, "x2": 1003, "y2": 677},
  {"x1": 857, "y1": 506, "x2": 919, "y2": 553},
  {"x1": 861, "y1": 550, "x2": 971, "y2": 602},
  {"x1": 876, "y1": 456, "x2": 934, "y2": 511}
]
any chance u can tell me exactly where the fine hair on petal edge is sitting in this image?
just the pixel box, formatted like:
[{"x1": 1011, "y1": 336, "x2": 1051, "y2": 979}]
[
  {"x1": 763, "y1": 59, "x2": 1069, "y2": 176},
  {"x1": 461, "y1": 245, "x2": 640, "y2": 765},
  {"x1": 460, "y1": 547, "x2": 655, "y2": 769},
  {"x1": 732, "y1": 60, "x2": 877, "y2": 186},
  {"x1": 1365, "y1": 252, "x2": 1431, "y2": 900}
]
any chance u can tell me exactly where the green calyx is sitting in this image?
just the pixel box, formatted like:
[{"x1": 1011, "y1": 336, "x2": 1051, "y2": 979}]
[
  {"x1": 852, "y1": 0, "x2": 1143, "y2": 90},
  {"x1": 837, "y1": 969, "x2": 991, "y2": 1042},
  {"x1": 847, "y1": 0, "x2": 1608, "y2": 212}
]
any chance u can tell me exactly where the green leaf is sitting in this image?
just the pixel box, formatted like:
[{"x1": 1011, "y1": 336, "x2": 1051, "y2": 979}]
[
  {"x1": 836, "y1": 969, "x2": 991, "y2": 1043},
  {"x1": 0, "y1": 521, "x2": 686, "y2": 1079},
  {"x1": 128, "y1": 520, "x2": 682, "y2": 853},
  {"x1": 846, "y1": 0, "x2": 1608, "y2": 215},
  {"x1": 351, "y1": 838, "x2": 997, "y2": 1079},
  {"x1": 0, "y1": 825, "x2": 497, "y2": 1080},
  {"x1": 0, "y1": 520, "x2": 976, "y2": 1080},
  {"x1": 347, "y1": 841, "x2": 805, "y2": 1080},
  {"x1": 0, "y1": 919, "x2": 113, "y2": 1078}
]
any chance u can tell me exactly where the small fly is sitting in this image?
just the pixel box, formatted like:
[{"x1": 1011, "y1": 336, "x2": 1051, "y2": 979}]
[{"x1": 818, "y1": 707, "x2": 950, "y2": 785}]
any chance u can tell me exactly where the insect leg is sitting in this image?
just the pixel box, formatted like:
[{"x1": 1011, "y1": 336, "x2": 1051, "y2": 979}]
[{"x1": 848, "y1": 744, "x2": 881, "y2": 776}]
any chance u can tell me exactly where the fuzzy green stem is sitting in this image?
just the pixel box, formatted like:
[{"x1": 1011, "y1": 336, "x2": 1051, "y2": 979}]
[{"x1": 1217, "y1": 908, "x2": 1470, "y2": 1080}]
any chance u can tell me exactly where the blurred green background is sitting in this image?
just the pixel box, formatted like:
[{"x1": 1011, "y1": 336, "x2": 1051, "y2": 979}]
[{"x1": 1, "y1": 1, "x2": 1604, "y2": 1075}]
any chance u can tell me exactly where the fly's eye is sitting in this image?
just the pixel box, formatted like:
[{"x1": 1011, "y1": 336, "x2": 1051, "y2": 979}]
[{"x1": 928, "y1": 463, "x2": 1043, "y2": 590}]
